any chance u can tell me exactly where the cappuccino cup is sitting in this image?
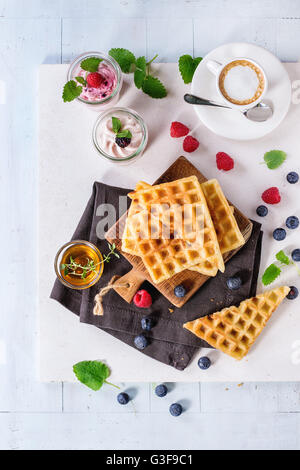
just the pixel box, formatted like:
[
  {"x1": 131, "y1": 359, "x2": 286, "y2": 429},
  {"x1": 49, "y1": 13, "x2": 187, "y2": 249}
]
[{"x1": 206, "y1": 57, "x2": 267, "y2": 110}]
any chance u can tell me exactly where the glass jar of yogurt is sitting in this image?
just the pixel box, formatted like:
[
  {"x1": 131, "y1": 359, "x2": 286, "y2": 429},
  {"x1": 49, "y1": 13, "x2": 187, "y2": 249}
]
[
  {"x1": 67, "y1": 51, "x2": 123, "y2": 109},
  {"x1": 92, "y1": 107, "x2": 148, "y2": 164}
]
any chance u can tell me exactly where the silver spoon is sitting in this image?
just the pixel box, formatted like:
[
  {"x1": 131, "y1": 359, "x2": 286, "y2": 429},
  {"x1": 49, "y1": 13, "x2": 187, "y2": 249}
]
[{"x1": 184, "y1": 94, "x2": 273, "y2": 122}]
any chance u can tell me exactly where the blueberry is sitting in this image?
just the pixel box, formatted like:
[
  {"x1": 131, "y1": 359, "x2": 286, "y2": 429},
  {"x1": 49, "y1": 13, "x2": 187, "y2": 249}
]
[
  {"x1": 115, "y1": 137, "x2": 131, "y2": 148},
  {"x1": 141, "y1": 316, "x2": 154, "y2": 331},
  {"x1": 226, "y1": 276, "x2": 242, "y2": 290},
  {"x1": 169, "y1": 403, "x2": 183, "y2": 417},
  {"x1": 134, "y1": 333, "x2": 148, "y2": 350},
  {"x1": 256, "y1": 205, "x2": 268, "y2": 217},
  {"x1": 198, "y1": 356, "x2": 211, "y2": 370},
  {"x1": 273, "y1": 228, "x2": 286, "y2": 241},
  {"x1": 117, "y1": 392, "x2": 129, "y2": 405},
  {"x1": 287, "y1": 286, "x2": 299, "y2": 300},
  {"x1": 286, "y1": 216, "x2": 299, "y2": 230},
  {"x1": 155, "y1": 384, "x2": 168, "y2": 397},
  {"x1": 287, "y1": 172, "x2": 299, "y2": 184},
  {"x1": 292, "y1": 249, "x2": 300, "y2": 262},
  {"x1": 174, "y1": 285, "x2": 186, "y2": 297}
]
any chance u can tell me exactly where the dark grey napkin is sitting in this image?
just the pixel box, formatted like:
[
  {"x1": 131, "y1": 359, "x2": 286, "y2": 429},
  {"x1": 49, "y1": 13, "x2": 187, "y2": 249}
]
[{"x1": 51, "y1": 182, "x2": 263, "y2": 371}]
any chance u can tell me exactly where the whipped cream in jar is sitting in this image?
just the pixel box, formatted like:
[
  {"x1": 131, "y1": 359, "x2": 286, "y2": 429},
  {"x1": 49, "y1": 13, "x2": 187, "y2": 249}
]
[{"x1": 92, "y1": 107, "x2": 148, "y2": 164}]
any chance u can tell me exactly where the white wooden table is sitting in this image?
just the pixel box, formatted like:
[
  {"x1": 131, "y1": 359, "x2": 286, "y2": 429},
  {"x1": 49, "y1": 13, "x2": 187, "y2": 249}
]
[{"x1": 1, "y1": 0, "x2": 300, "y2": 451}]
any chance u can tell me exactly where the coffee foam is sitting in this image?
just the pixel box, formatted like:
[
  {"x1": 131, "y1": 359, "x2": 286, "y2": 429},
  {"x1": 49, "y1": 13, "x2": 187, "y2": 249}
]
[{"x1": 219, "y1": 60, "x2": 265, "y2": 106}]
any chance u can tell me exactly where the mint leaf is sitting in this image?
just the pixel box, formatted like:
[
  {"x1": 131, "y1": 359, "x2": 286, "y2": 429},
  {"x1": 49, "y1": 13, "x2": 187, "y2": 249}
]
[
  {"x1": 134, "y1": 69, "x2": 146, "y2": 89},
  {"x1": 75, "y1": 76, "x2": 87, "y2": 86},
  {"x1": 117, "y1": 129, "x2": 132, "y2": 139},
  {"x1": 134, "y1": 56, "x2": 147, "y2": 89},
  {"x1": 136, "y1": 56, "x2": 146, "y2": 73},
  {"x1": 112, "y1": 116, "x2": 122, "y2": 134},
  {"x1": 109, "y1": 48, "x2": 136, "y2": 73},
  {"x1": 263, "y1": 150, "x2": 287, "y2": 169},
  {"x1": 62, "y1": 80, "x2": 82, "y2": 102},
  {"x1": 80, "y1": 57, "x2": 102, "y2": 73},
  {"x1": 262, "y1": 263, "x2": 281, "y2": 286},
  {"x1": 142, "y1": 75, "x2": 167, "y2": 98},
  {"x1": 178, "y1": 54, "x2": 202, "y2": 84},
  {"x1": 73, "y1": 361, "x2": 110, "y2": 391},
  {"x1": 276, "y1": 250, "x2": 290, "y2": 266}
]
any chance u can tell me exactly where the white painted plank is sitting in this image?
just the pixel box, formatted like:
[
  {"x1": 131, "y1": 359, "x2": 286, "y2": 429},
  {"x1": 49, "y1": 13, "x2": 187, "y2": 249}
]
[
  {"x1": 1, "y1": 0, "x2": 300, "y2": 20},
  {"x1": 57, "y1": 0, "x2": 300, "y2": 20},
  {"x1": 63, "y1": 383, "x2": 151, "y2": 413},
  {"x1": 147, "y1": 19, "x2": 193, "y2": 62},
  {"x1": 277, "y1": 383, "x2": 300, "y2": 412},
  {"x1": 0, "y1": 412, "x2": 298, "y2": 450},
  {"x1": 0, "y1": 19, "x2": 62, "y2": 412},
  {"x1": 277, "y1": 19, "x2": 300, "y2": 62},
  {"x1": 62, "y1": 18, "x2": 147, "y2": 63},
  {"x1": 150, "y1": 383, "x2": 200, "y2": 413},
  {"x1": 194, "y1": 17, "x2": 277, "y2": 58},
  {"x1": 201, "y1": 382, "x2": 300, "y2": 413}
]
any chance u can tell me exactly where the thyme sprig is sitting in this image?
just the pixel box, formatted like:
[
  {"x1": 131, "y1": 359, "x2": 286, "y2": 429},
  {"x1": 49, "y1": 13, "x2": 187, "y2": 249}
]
[{"x1": 61, "y1": 243, "x2": 119, "y2": 279}]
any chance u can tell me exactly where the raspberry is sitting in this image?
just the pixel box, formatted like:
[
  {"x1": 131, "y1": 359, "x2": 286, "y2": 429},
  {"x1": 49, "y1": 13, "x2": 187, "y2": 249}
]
[
  {"x1": 183, "y1": 136, "x2": 199, "y2": 153},
  {"x1": 133, "y1": 289, "x2": 152, "y2": 308},
  {"x1": 86, "y1": 72, "x2": 103, "y2": 88},
  {"x1": 262, "y1": 187, "x2": 281, "y2": 204},
  {"x1": 170, "y1": 121, "x2": 189, "y2": 138},
  {"x1": 216, "y1": 152, "x2": 234, "y2": 171}
]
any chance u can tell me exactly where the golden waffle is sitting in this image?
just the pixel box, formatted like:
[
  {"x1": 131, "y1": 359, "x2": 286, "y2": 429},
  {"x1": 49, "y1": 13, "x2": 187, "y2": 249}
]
[
  {"x1": 121, "y1": 182, "x2": 149, "y2": 256},
  {"x1": 126, "y1": 208, "x2": 206, "y2": 283},
  {"x1": 183, "y1": 286, "x2": 290, "y2": 360},
  {"x1": 201, "y1": 179, "x2": 245, "y2": 254},
  {"x1": 125, "y1": 180, "x2": 239, "y2": 276},
  {"x1": 128, "y1": 176, "x2": 224, "y2": 275}
]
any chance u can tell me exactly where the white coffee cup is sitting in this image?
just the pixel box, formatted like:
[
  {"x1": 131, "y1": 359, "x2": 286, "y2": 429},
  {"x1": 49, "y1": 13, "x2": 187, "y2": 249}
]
[{"x1": 206, "y1": 57, "x2": 268, "y2": 110}]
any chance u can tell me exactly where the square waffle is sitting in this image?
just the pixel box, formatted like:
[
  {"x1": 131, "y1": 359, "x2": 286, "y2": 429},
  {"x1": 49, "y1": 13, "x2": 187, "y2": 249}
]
[
  {"x1": 126, "y1": 208, "x2": 206, "y2": 284},
  {"x1": 123, "y1": 179, "x2": 241, "y2": 276},
  {"x1": 183, "y1": 286, "x2": 290, "y2": 360},
  {"x1": 201, "y1": 179, "x2": 245, "y2": 254},
  {"x1": 127, "y1": 176, "x2": 224, "y2": 277}
]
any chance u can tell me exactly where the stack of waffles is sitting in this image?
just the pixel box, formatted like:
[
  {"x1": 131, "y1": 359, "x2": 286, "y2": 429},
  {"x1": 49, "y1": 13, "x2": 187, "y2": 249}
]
[{"x1": 121, "y1": 176, "x2": 245, "y2": 284}]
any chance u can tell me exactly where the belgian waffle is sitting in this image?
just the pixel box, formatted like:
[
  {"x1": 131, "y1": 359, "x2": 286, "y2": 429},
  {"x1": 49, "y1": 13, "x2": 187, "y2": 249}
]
[
  {"x1": 126, "y1": 208, "x2": 207, "y2": 283},
  {"x1": 201, "y1": 179, "x2": 245, "y2": 254},
  {"x1": 183, "y1": 286, "x2": 290, "y2": 360},
  {"x1": 127, "y1": 176, "x2": 224, "y2": 276},
  {"x1": 121, "y1": 182, "x2": 148, "y2": 256},
  {"x1": 124, "y1": 179, "x2": 241, "y2": 276}
]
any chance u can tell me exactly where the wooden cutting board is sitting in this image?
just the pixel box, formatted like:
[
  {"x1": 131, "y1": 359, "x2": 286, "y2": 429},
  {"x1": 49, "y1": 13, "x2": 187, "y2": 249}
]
[{"x1": 106, "y1": 156, "x2": 253, "y2": 307}]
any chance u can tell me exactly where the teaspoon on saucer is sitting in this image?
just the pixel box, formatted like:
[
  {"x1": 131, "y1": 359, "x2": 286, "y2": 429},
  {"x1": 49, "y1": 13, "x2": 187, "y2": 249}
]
[{"x1": 184, "y1": 94, "x2": 273, "y2": 122}]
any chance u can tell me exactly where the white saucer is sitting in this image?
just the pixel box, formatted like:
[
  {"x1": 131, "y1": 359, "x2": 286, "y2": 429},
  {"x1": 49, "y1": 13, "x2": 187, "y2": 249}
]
[{"x1": 191, "y1": 42, "x2": 291, "y2": 141}]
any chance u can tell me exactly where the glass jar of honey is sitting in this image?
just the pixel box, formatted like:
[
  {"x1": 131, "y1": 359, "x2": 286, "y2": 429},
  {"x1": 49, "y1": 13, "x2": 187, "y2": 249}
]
[{"x1": 54, "y1": 240, "x2": 104, "y2": 290}]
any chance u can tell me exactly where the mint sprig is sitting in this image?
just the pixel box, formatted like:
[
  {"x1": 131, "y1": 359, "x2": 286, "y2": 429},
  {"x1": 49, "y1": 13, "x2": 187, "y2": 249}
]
[
  {"x1": 81, "y1": 57, "x2": 102, "y2": 73},
  {"x1": 109, "y1": 48, "x2": 167, "y2": 99},
  {"x1": 142, "y1": 75, "x2": 167, "y2": 98},
  {"x1": 75, "y1": 76, "x2": 87, "y2": 86},
  {"x1": 262, "y1": 249, "x2": 300, "y2": 286},
  {"x1": 62, "y1": 80, "x2": 82, "y2": 102},
  {"x1": 73, "y1": 360, "x2": 119, "y2": 391},
  {"x1": 262, "y1": 150, "x2": 287, "y2": 169},
  {"x1": 262, "y1": 263, "x2": 281, "y2": 286},
  {"x1": 178, "y1": 54, "x2": 202, "y2": 84},
  {"x1": 276, "y1": 250, "x2": 290, "y2": 266},
  {"x1": 111, "y1": 116, "x2": 132, "y2": 139},
  {"x1": 109, "y1": 48, "x2": 136, "y2": 73}
]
